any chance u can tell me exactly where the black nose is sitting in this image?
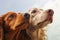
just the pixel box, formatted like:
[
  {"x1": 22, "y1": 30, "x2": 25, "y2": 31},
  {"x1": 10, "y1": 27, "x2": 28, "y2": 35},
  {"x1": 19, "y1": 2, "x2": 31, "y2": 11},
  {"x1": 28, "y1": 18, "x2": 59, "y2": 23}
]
[
  {"x1": 24, "y1": 13, "x2": 30, "y2": 19},
  {"x1": 47, "y1": 9, "x2": 54, "y2": 16}
]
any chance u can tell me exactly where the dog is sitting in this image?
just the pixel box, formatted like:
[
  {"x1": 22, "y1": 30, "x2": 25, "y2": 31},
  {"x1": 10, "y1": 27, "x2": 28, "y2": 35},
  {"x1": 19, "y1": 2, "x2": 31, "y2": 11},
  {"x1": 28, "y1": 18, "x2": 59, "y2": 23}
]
[
  {"x1": 0, "y1": 17, "x2": 4, "y2": 40},
  {"x1": 24, "y1": 8, "x2": 54, "y2": 40},
  {"x1": 0, "y1": 11, "x2": 31, "y2": 40}
]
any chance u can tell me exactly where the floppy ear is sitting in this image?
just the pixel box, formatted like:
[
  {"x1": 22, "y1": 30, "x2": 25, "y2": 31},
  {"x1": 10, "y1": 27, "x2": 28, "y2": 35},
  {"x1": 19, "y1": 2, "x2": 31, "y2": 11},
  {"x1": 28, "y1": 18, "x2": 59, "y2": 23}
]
[{"x1": 0, "y1": 17, "x2": 4, "y2": 40}]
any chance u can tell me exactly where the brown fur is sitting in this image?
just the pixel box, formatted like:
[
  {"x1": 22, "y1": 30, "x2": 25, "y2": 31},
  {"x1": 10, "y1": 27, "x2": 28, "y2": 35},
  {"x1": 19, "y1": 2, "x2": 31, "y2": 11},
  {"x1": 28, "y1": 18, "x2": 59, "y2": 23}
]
[{"x1": 0, "y1": 12, "x2": 31, "y2": 40}]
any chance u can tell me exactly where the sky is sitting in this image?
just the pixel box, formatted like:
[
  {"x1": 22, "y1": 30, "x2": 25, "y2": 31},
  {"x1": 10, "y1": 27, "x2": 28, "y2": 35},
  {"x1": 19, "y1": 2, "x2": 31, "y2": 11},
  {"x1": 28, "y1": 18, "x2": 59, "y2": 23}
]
[
  {"x1": 43, "y1": 0, "x2": 60, "y2": 40},
  {"x1": 0, "y1": 0, "x2": 48, "y2": 15},
  {"x1": 0, "y1": 0, "x2": 60, "y2": 40}
]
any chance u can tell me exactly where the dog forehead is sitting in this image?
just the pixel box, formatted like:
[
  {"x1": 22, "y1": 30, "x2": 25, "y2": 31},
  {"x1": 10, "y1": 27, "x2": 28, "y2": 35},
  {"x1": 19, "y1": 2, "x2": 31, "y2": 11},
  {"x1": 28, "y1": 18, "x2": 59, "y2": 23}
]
[
  {"x1": 2, "y1": 12, "x2": 17, "y2": 20},
  {"x1": 17, "y1": 12, "x2": 23, "y2": 15},
  {"x1": 28, "y1": 8, "x2": 38, "y2": 11},
  {"x1": 28, "y1": 8, "x2": 44, "y2": 13},
  {"x1": 3, "y1": 12, "x2": 17, "y2": 17},
  {"x1": 7, "y1": 12, "x2": 17, "y2": 16},
  {"x1": 31, "y1": 8, "x2": 43, "y2": 10}
]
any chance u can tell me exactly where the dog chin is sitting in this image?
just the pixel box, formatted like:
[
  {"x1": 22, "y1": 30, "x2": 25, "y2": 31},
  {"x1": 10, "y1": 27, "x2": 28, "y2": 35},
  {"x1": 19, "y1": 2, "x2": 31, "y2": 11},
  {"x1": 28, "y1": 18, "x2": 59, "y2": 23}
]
[
  {"x1": 36, "y1": 16, "x2": 53, "y2": 28},
  {"x1": 34, "y1": 19, "x2": 52, "y2": 28}
]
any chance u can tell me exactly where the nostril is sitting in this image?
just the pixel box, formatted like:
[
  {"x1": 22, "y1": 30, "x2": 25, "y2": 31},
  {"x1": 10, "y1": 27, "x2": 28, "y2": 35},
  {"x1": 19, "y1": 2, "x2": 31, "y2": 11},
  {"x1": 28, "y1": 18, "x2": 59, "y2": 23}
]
[
  {"x1": 24, "y1": 13, "x2": 30, "y2": 19},
  {"x1": 48, "y1": 9, "x2": 53, "y2": 13},
  {"x1": 48, "y1": 9, "x2": 54, "y2": 16}
]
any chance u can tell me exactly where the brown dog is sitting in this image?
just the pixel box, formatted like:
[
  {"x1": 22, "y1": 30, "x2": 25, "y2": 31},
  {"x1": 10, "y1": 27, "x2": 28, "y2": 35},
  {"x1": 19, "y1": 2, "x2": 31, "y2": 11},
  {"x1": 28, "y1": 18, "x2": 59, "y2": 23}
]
[
  {"x1": 0, "y1": 12, "x2": 31, "y2": 40},
  {"x1": 24, "y1": 8, "x2": 54, "y2": 40},
  {"x1": 0, "y1": 17, "x2": 4, "y2": 40}
]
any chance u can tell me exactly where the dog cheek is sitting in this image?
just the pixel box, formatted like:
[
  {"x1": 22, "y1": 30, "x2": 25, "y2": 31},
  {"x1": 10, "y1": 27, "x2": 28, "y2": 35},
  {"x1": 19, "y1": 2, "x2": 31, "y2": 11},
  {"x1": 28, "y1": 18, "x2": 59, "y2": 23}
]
[
  {"x1": 9, "y1": 20, "x2": 15, "y2": 30},
  {"x1": 29, "y1": 18, "x2": 32, "y2": 24},
  {"x1": 5, "y1": 21, "x2": 9, "y2": 27}
]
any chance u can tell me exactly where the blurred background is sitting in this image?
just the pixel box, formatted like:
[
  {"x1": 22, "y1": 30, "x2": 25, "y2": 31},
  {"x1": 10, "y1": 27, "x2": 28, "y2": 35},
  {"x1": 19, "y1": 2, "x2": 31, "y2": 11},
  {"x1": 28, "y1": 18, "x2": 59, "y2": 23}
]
[{"x1": 0, "y1": 0, "x2": 60, "y2": 40}]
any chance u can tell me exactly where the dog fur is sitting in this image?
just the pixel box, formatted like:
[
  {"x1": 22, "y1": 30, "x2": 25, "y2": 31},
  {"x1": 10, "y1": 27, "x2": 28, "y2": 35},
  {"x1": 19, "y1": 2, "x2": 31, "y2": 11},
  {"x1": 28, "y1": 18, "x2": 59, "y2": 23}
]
[
  {"x1": 0, "y1": 12, "x2": 31, "y2": 40},
  {"x1": 25, "y1": 8, "x2": 54, "y2": 40}
]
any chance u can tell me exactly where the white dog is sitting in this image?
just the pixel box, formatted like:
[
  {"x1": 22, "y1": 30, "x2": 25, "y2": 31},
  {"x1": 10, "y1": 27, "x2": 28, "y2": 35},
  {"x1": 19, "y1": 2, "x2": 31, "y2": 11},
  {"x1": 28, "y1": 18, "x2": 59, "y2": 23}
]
[{"x1": 24, "y1": 8, "x2": 54, "y2": 40}]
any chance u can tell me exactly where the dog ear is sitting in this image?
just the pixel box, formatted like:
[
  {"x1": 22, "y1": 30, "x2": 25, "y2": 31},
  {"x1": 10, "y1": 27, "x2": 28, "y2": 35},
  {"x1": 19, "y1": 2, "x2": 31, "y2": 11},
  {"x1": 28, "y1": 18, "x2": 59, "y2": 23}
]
[{"x1": 0, "y1": 17, "x2": 4, "y2": 40}]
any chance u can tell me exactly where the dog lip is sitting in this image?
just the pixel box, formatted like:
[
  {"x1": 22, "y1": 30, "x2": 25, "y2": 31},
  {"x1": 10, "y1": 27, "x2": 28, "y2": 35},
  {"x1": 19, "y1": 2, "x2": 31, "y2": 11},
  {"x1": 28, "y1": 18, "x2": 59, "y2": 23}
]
[
  {"x1": 16, "y1": 22, "x2": 25, "y2": 27},
  {"x1": 16, "y1": 20, "x2": 29, "y2": 29},
  {"x1": 37, "y1": 16, "x2": 52, "y2": 26},
  {"x1": 37, "y1": 22, "x2": 42, "y2": 25},
  {"x1": 16, "y1": 22, "x2": 25, "y2": 29}
]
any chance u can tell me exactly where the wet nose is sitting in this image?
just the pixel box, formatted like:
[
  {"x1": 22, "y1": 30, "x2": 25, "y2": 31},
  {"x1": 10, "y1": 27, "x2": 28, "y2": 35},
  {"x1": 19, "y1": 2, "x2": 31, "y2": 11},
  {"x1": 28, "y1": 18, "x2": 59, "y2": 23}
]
[
  {"x1": 24, "y1": 13, "x2": 30, "y2": 19},
  {"x1": 47, "y1": 9, "x2": 54, "y2": 16}
]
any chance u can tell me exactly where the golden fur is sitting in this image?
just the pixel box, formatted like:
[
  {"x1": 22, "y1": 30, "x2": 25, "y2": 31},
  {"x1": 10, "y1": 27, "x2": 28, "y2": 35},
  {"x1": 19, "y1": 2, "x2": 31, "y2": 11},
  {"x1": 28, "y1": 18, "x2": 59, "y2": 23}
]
[{"x1": 25, "y1": 8, "x2": 54, "y2": 40}]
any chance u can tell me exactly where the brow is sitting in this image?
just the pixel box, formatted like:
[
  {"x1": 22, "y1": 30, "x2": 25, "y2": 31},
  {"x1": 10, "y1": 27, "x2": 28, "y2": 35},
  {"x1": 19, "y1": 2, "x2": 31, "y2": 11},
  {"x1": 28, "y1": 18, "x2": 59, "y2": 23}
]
[{"x1": 40, "y1": 9, "x2": 43, "y2": 11}]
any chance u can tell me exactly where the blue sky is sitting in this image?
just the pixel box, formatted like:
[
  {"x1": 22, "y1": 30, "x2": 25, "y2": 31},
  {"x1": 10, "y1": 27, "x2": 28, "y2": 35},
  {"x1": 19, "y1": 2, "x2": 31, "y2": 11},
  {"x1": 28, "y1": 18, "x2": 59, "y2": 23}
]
[
  {"x1": 0, "y1": 0, "x2": 48, "y2": 15},
  {"x1": 0, "y1": 0, "x2": 60, "y2": 40}
]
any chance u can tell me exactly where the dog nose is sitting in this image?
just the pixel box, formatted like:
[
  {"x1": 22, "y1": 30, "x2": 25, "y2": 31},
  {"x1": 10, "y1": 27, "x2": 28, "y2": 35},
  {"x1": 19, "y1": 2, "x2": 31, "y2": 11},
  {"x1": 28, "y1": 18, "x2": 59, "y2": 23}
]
[
  {"x1": 47, "y1": 9, "x2": 54, "y2": 16},
  {"x1": 24, "y1": 13, "x2": 30, "y2": 19}
]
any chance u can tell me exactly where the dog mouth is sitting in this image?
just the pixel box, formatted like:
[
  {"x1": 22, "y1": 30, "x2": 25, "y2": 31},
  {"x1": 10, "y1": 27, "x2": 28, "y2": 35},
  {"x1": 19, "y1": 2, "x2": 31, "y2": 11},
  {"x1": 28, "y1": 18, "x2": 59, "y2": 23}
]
[
  {"x1": 37, "y1": 16, "x2": 52, "y2": 26},
  {"x1": 16, "y1": 20, "x2": 29, "y2": 30}
]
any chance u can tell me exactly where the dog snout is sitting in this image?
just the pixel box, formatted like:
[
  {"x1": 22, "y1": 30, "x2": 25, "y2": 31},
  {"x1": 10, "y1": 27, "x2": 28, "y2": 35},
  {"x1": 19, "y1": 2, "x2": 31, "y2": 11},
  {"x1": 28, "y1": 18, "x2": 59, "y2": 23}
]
[
  {"x1": 24, "y1": 13, "x2": 30, "y2": 19},
  {"x1": 47, "y1": 9, "x2": 54, "y2": 16}
]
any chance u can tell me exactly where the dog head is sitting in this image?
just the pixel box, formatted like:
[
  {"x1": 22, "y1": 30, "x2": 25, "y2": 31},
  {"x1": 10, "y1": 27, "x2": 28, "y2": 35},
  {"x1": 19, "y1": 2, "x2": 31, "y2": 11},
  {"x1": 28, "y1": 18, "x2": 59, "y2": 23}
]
[
  {"x1": 24, "y1": 8, "x2": 54, "y2": 29},
  {"x1": 0, "y1": 12, "x2": 30, "y2": 40},
  {"x1": 1, "y1": 12, "x2": 29, "y2": 31}
]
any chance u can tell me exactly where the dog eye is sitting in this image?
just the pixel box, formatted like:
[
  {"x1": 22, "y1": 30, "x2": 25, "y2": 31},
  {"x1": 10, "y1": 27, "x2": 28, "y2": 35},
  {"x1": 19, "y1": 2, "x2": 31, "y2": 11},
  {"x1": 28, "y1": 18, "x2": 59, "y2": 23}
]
[
  {"x1": 9, "y1": 15, "x2": 14, "y2": 18},
  {"x1": 8, "y1": 15, "x2": 15, "y2": 20},
  {"x1": 31, "y1": 10, "x2": 37, "y2": 13}
]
